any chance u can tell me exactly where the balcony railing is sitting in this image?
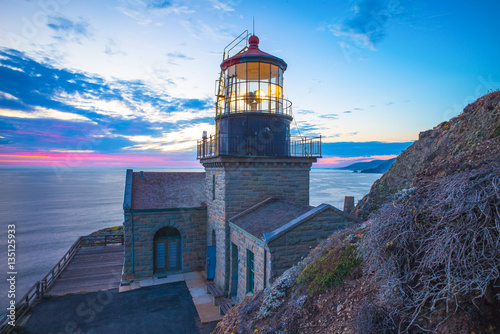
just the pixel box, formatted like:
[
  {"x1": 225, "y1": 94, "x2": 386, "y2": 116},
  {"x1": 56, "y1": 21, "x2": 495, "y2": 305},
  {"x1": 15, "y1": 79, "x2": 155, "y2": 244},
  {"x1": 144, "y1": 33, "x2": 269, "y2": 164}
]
[
  {"x1": 197, "y1": 134, "x2": 321, "y2": 159},
  {"x1": 218, "y1": 97, "x2": 293, "y2": 118}
]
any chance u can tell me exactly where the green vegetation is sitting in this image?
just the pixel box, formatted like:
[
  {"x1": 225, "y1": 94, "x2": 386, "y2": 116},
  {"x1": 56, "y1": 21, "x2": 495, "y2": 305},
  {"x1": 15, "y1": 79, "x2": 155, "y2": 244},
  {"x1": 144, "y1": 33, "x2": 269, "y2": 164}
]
[
  {"x1": 492, "y1": 123, "x2": 500, "y2": 138},
  {"x1": 297, "y1": 244, "x2": 361, "y2": 294}
]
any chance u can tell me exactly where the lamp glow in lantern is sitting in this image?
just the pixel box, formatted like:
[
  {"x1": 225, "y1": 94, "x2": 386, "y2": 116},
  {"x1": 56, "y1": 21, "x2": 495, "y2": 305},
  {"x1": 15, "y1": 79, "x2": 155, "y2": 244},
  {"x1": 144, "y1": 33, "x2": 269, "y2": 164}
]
[{"x1": 214, "y1": 34, "x2": 292, "y2": 157}]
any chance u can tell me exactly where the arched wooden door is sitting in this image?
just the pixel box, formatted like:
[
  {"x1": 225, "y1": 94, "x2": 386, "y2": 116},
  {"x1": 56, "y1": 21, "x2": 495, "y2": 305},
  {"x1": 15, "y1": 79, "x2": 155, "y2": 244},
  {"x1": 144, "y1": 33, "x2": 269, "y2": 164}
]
[{"x1": 154, "y1": 227, "x2": 181, "y2": 272}]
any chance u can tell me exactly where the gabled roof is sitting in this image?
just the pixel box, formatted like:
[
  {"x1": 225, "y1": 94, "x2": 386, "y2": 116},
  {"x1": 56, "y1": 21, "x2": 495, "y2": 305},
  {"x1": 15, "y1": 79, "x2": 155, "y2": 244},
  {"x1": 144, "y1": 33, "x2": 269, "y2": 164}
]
[
  {"x1": 124, "y1": 170, "x2": 206, "y2": 210},
  {"x1": 262, "y1": 204, "x2": 358, "y2": 243},
  {"x1": 228, "y1": 197, "x2": 313, "y2": 241},
  {"x1": 229, "y1": 197, "x2": 359, "y2": 243}
]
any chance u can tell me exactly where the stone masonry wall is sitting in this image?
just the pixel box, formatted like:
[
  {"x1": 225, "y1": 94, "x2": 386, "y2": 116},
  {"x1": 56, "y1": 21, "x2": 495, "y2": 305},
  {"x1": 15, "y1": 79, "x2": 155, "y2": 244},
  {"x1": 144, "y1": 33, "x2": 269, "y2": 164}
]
[
  {"x1": 123, "y1": 208, "x2": 207, "y2": 279},
  {"x1": 205, "y1": 168, "x2": 228, "y2": 292},
  {"x1": 203, "y1": 158, "x2": 313, "y2": 295},
  {"x1": 230, "y1": 226, "x2": 269, "y2": 303},
  {"x1": 268, "y1": 209, "x2": 348, "y2": 279}
]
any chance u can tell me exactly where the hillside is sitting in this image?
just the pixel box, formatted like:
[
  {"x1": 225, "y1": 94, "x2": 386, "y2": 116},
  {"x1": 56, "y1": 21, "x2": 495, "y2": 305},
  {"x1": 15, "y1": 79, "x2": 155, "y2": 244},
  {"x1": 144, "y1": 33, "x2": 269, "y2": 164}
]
[
  {"x1": 359, "y1": 158, "x2": 395, "y2": 174},
  {"x1": 339, "y1": 158, "x2": 394, "y2": 172},
  {"x1": 354, "y1": 91, "x2": 500, "y2": 219},
  {"x1": 212, "y1": 92, "x2": 500, "y2": 334}
]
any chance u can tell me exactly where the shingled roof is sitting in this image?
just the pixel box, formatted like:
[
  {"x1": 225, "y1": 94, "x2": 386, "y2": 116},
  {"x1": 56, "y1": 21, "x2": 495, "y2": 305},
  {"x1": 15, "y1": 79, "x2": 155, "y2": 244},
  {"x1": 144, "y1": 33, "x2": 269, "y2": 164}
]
[
  {"x1": 228, "y1": 198, "x2": 313, "y2": 241},
  {"x1": 125, "y1": 171, "x2": 206, "y2": 210}
]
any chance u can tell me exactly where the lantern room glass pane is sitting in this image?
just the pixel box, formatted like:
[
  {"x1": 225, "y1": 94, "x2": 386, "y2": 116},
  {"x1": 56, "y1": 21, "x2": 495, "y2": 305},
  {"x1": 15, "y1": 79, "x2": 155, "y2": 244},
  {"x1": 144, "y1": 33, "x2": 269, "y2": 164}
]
[
  {"x1": 259, "y1": 63, "x2": 270, "y2": 82},
  {"x1": 236, "y1": 63, "x2": 246, "y2": 81},
  {"x1": 246, "y1": 62, "x2": 259, "y2": 81},
  {"x1": 270, "y1": 65, "x2": 279, "y2": 84}
]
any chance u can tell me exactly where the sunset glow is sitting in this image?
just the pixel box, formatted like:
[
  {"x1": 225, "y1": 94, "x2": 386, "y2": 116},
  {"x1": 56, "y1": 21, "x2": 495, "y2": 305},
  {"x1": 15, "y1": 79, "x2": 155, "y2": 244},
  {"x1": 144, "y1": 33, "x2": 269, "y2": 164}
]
[{"x1": 1, "y1": 1, "x2": 498, "y2": 167}]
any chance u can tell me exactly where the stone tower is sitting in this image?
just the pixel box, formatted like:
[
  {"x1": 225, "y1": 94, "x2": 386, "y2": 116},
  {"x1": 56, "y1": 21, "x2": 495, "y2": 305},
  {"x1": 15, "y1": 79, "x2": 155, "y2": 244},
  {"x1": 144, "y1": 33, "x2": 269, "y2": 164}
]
[{"x1": 198, "y1": 35, "x2": 321, "y2": 294}]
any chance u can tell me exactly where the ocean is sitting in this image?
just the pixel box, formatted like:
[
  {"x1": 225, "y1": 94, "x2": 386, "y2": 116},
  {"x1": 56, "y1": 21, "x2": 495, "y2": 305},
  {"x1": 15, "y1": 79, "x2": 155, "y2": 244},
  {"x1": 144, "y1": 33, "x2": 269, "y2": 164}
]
[{"x1": 0, "y1": 167, "x2": 381, "y2": 312}]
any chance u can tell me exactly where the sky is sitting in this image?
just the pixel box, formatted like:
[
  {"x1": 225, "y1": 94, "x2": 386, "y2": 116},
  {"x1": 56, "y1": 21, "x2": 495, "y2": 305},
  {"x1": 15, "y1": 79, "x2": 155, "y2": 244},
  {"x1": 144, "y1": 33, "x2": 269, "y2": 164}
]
[{"x1": 0, "y1": 0, "x2": 499, "y2": 167}]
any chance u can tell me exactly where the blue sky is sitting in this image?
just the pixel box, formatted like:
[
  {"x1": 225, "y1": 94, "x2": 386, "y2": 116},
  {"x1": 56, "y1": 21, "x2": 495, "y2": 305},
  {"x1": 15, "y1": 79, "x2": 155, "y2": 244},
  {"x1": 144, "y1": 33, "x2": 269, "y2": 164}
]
[{"x1": 0, "y1": 0, "x2": 499, "y2": 166}]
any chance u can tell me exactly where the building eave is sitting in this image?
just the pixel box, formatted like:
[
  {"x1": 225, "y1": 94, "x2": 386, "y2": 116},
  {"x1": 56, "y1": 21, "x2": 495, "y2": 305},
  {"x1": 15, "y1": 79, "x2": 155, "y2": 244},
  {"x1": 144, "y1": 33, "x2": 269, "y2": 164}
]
[{"x1": 263, "y1": 203, "x2": 360, "y2": 243}]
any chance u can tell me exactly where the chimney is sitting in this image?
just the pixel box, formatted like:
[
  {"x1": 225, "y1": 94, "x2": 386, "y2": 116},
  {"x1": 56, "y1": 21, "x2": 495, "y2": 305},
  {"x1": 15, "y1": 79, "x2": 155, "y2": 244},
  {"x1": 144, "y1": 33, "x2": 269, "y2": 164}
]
[
  {"x1": 139, "y1": 171, "x2": 145, "y2": 179},
  {"x1": 344, "y1": 196, "x2": 354, "y2": 214}
]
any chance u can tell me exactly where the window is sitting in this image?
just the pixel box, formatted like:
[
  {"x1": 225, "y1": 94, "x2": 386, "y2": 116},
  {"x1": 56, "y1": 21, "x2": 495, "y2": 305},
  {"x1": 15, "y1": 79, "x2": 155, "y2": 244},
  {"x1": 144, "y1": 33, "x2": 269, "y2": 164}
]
[
  {"x1": 247, "y1": 250, "x2": 254, "y2": 293},
  {"x1": 212, "y1": 174, "x2": 216, "y2": 201},
  {"x1": 263, "y1": 250, "x2": 267, "y2": 289}
]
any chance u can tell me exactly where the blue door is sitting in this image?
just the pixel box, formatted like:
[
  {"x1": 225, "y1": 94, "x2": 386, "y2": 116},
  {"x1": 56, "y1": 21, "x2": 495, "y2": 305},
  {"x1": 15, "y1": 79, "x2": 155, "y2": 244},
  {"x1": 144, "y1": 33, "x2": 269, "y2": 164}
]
[{"x1": 207, "y1": 246, "x2": 216, "y2": 280}]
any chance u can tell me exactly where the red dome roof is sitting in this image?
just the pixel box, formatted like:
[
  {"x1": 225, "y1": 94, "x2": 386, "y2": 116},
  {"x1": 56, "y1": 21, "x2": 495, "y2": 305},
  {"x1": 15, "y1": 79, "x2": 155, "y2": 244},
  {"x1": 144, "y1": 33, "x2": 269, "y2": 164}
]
[{"x1": 221, "y1": 35, "x2": 287, "y2": 71}]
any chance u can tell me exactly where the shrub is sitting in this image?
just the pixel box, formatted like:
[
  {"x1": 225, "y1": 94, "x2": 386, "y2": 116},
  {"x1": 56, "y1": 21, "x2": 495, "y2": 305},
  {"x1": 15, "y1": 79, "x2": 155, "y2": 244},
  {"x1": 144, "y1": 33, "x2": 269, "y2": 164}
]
[
  {"x1": 297, "y1": 244, "x2": 362, "y2": 294},
  {"x1": 256, "y1": 266, "x2": 300, "y2": 320},
  {"x1": 359, "y1": 163, "x2": 500, "y2": 331}
]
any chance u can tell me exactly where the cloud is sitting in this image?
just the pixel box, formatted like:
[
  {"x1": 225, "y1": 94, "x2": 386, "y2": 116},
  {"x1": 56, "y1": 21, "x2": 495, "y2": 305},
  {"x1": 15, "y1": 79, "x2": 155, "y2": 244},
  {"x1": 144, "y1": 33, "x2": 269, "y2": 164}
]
[
  {"x1": 297, "y1": 109, "x2": 315, "y2": 115},
  {"x1": 319, "y1": 114, "x2": 339, "y2": 119},
  {"x1": 0, "y1": 48, "x2": 215, "y2": 154},
  {"x1": 0, "y1": 107, "x2": 95, "y2": 123},
  {"x1": 180, "y1": 19, "x2": 233, "y2": 41},
  {"x1": 167, "y1": 52, "x2": 194, "y2": 60},
  {"x1": 207, "y1": 0, "x2": 237, "y2": 12},
  {"x1": 0, "y1": 151, "x2": 200, "y2": 167},
  {"x1": 0, "y1": 92, "x2": 19, "y2": 101},
  {"x1": 386, "y1": 101, "x2": 394, "y2": 105},
  {"x1": 119, "y1": 122, "x2": 212, "y2": 152},
  {"x1": 47, "y1": 16, "x2": 91, "y2": 43},
  {"x1": 104, "y1": 38, "x2": 126, "y2": 55},
  {"x1": 292, "y1": 121, "x2": 322, "y2": 137},
  {"x1": 343, "y1": 110, "x2": 352, "y2": 113},
  {"x1": 117, "y1": 0, "x2": 194, "y2": 24},
  {"x1": 146, "y1": 0, "x2": 172, "y2": 9},
  {"x1": 329, "y1": 0, "x2": 402, "y2": 50}
]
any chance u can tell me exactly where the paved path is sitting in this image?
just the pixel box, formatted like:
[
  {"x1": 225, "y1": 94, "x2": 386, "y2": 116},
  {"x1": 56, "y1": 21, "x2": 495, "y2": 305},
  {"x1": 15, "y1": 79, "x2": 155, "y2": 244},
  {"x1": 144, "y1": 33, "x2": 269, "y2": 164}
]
[
  {"x1": 49, "y1": 245, "x2": 124, "y2": 296},
  {"x1": 121, "y1": 272, "x2": 224, "y2": 323},
  {"x1": 24, "y1": 282, "x2": 216, "y2": 334}
]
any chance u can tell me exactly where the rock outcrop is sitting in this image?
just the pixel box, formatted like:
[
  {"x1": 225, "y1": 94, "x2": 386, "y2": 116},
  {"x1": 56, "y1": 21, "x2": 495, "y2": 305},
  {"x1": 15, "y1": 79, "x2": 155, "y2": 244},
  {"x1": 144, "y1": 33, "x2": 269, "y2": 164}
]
[{"x1": 354, "y1": 91, "x2": 500, "y2": 219}]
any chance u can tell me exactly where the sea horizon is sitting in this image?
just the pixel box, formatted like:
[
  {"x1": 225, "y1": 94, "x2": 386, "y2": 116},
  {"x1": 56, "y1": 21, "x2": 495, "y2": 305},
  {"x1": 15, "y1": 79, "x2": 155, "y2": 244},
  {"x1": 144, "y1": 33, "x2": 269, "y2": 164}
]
[{"x1": 0, "y1": 166, "x2": 381, "y2": 315}]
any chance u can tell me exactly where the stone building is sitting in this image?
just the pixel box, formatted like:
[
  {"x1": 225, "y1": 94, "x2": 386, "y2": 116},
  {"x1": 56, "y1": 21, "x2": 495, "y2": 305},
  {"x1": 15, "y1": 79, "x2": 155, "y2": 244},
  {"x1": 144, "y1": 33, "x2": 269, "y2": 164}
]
[
  {"x1": 122, "y1": 171, "x2": 207, "y2": 280},
  {"x1": 122, "y1": 34, "x2": 358, "y2": 303}
]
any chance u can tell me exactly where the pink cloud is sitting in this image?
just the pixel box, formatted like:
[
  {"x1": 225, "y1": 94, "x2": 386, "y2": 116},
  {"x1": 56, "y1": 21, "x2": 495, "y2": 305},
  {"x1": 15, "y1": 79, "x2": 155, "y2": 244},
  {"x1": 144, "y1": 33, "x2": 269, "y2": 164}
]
[
  {"x1": 0, "y1": 150, "x2": 398, "y2": 168},
  {"x1": 0, "y1": 151, "x2": 200, "y2": 167}
]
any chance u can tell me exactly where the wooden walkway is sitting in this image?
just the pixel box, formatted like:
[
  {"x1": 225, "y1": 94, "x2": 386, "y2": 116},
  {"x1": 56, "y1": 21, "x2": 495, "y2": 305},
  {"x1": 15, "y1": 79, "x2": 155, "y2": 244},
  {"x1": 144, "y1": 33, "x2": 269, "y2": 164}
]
[{"x1": 48, "y1": 245, "x2": 124, "y2": 296}]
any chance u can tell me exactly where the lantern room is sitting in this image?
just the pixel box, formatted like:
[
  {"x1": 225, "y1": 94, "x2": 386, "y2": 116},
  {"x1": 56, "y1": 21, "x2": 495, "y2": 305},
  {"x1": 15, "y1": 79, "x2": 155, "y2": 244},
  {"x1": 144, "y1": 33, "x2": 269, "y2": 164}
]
[{"x1": 220, "y1": 35, "x2": 289, "y2": 116}]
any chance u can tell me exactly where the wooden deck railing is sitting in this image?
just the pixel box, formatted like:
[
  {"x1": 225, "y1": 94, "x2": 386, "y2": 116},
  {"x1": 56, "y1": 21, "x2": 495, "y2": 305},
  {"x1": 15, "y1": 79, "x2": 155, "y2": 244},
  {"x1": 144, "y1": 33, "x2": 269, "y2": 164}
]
[{"x1": 0, "y1": 233, "x2": 124, "y2": 334}]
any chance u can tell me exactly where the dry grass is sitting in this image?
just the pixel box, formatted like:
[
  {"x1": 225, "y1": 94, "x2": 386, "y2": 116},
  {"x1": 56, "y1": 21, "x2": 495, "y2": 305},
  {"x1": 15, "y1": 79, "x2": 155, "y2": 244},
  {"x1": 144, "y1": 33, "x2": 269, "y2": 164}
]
[{"x1": 359, "y1": 163, "x2": 500, "y2": 332}]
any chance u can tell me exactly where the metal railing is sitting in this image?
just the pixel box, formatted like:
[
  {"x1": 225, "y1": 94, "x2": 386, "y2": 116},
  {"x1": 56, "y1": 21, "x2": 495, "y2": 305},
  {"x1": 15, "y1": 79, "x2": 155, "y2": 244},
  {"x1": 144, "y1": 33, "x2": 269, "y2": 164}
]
[
  {"x1": 220, "y1": 97, "x2": 293, "y2": 118},
  {"x1": 197, "y1": 135, "x2": 321, "y2": 159},
  {"x1": 0, "y1": 234, "x2": 124, "y2": 334}
]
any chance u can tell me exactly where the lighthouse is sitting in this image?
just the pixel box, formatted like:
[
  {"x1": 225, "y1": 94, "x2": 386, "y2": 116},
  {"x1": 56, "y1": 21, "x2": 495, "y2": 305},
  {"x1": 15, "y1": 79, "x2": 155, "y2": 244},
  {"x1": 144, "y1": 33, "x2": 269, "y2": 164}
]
[
  {"x1": 123, "y1": 33, "x2": 354, "y2": 307},
  {"x1": 198, "y1": 34, "x2": 322, "y2": 295}
]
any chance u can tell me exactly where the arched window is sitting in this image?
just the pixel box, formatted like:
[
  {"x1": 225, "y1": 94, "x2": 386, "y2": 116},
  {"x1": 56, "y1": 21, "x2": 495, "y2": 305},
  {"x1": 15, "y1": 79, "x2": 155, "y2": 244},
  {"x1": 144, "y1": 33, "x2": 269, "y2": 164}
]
[{"x1": 154, "y1": 226, "x2": 181, "y2": 272}]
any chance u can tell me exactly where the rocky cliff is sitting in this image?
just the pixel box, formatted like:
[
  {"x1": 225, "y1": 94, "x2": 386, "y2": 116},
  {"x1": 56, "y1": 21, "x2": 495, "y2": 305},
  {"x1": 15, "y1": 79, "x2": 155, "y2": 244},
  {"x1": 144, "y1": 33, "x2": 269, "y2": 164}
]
[{"x1": 354, "y1": 91, "x2": 500, "y2": 219}]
